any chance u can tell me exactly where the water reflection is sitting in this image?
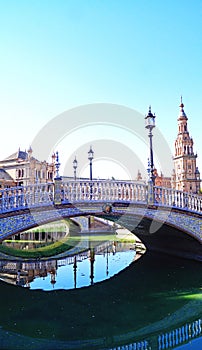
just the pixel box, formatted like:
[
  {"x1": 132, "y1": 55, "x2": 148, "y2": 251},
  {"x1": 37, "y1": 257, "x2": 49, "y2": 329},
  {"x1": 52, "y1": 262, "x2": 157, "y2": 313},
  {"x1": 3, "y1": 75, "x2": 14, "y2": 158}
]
[
  {"x1": 0, "y1": 251, "x2": 201, "y2": 350},
  {"x1": 0, "y1": 229, "x2": 201, "y2": 350},
  {"x1": 0, "y1": 241, "x2": 144, "y2": 291},
  {"x1": 107, "y1": 318, "x2": 202, "y2": 349}
]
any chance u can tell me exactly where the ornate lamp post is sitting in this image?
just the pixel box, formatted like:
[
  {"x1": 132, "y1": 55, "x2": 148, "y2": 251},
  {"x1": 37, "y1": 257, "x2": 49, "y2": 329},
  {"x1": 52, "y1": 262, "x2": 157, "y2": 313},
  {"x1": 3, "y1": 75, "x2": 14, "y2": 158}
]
[
  {"x1": 145, "y1": 106, "x2": 156, "y2": 185},
  {"x1": 73, "y1": 156, "x2": 78, "y2": 201},
  {"x1": 55, "y1": 151, "x2": 61, "y2": 179},
  {"x1": 73, "y1": 157, "x2": 78, "y2": 180},
  {"x1": 54, "y1": 151, "x2": 62, "y2": 205},
  {"x1": 88, "y1": 146, "x2": 94, "y2": 200}
]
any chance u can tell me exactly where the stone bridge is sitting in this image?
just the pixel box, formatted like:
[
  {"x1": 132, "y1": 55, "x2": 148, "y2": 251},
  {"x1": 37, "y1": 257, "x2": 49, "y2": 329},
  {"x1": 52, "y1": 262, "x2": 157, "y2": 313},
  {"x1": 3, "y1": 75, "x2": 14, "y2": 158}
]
[{"x1": 0, "y1": 179, "x2": 201, "y2": 261}]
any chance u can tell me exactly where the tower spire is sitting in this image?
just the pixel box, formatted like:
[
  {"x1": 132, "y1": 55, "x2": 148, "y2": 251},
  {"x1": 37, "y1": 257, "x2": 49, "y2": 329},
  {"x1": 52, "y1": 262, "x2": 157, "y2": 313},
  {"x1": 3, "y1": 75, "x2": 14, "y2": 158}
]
[{"x1": 178, "y1": 96, "x2": 187, "y2": 119}]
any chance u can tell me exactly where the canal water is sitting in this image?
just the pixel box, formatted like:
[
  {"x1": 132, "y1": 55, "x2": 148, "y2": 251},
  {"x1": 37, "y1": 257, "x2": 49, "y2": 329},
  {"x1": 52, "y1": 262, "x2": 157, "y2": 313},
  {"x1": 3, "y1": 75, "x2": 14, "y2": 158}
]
[{"x1": 0, "y1": 228, "x2": 201, "y2": 349}]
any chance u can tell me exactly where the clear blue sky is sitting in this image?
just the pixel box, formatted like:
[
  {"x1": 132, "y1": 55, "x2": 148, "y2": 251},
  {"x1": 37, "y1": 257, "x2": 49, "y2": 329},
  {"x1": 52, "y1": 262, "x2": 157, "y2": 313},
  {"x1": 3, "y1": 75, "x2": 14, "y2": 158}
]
[{"x1": 0, "y1": 0, "x2": 201, "y2": 179}]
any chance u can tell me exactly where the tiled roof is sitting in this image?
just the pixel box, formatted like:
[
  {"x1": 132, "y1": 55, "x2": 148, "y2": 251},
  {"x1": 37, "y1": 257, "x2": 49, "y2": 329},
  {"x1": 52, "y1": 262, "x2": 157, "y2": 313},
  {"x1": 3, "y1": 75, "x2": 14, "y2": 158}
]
[
  {"x1": 3, "y1": 150, "x2": 28, "y2": 161},
  {"x1": 0, "y1": 169, "x2": 14, "y2": 181}
]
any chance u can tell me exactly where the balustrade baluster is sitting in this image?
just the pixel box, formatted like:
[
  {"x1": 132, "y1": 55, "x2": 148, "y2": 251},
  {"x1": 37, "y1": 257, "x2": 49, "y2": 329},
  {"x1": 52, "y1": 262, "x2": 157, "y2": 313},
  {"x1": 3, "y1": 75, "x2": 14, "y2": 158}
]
[
  {"x1": 181, "y1": 326, "x2": 185, "y2": 341},
  {"x1": 168, "y1": 331, "x2": 172, "y2": 347},
  {"x1": 191, "y1": 322, "x2": 195, "y2": 337},
  {"x1": 184, "y1": 324, "x2": 189, "y2": 340},
  {"x1": 171, "y1": 330, "x2": 175, "y2": 346},
  {"x1": 175, "y1": 329, "x2": 178, "y2": 344},
  {"x1": 130, "y1": 184, "x2": 134, "y2": 201},
  {"x1": 167, "y1": 189, "x2": 171, "y2": 206},
  {"x1": 198, "y1": 319, "x2": 202, "y2": 333},
  {"x1": 102, "y1": 182, "x2": 105, "y2": 200},
  {"x1": 123, "y1": 184, "x2": 126, "y2": 200},
  {"x1": 179, "y1": 327, "x2": 182, "y2": 343}
]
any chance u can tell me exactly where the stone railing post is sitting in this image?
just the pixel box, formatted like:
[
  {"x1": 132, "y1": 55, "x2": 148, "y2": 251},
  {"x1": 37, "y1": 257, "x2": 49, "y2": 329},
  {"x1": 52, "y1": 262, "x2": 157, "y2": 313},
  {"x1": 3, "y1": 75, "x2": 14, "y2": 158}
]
[
  {"x1": 54, "y1": 177, "x2": 62, "y2": 205},
  {"x1": 147, "y1": 180, "x2": 154, "y2": 205}
]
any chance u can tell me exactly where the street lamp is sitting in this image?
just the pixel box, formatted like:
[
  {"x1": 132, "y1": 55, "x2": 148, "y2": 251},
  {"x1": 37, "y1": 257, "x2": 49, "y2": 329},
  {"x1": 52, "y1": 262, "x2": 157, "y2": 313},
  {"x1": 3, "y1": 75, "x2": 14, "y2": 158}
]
[
  {"x1": 55, "y1": 151, "x2": 61, "y2": 179},
  {"x1": 145, "y1": 106, "x2": 156, "y2": 185},
  {"x1": 88, "y1": 146, "x2": 94, "y2": 200},
  {"x1": 73, "y1": 156, "x2": 78, "y2": 180}
]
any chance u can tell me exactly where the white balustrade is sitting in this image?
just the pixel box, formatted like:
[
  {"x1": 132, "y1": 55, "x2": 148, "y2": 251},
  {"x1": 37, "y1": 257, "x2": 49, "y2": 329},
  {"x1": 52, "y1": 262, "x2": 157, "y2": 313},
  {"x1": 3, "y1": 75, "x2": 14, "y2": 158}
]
[
  {"x1": 154, "y1": 186, "x2": 202, "y2": 213},
  {"x1": 0, "y1": 181, "x2": 201, "y2": 214},
  {"x1": 0, "y1": 183, "x2": 54, "y2": 213},
  {"x1": 61, "y1": 180, "x2": 148, "y2": 204}
]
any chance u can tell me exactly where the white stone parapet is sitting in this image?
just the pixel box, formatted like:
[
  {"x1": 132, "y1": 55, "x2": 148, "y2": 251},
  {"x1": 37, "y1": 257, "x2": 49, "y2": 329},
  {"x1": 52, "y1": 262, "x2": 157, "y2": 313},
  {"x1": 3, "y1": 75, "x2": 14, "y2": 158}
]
[{"x1": 0, "y1": 180, "x2": 201, "y2": 215}]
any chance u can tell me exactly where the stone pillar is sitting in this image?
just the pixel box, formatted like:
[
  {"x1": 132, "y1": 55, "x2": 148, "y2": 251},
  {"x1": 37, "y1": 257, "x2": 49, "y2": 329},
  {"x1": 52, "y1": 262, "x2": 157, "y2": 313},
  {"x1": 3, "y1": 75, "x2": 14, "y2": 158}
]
[
  {"x1": 54, "y1": 178, "x2": 62, "y2": 205},
  {"x1": 147, "y1": 180, "x2": 154, "y2": 205}
]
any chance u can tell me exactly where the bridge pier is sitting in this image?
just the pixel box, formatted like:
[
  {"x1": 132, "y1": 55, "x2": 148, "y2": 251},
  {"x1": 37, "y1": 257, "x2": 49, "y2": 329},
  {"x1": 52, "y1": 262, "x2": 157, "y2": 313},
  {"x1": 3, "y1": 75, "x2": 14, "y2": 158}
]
[{"x1": 71, "y1": 216, "x2": 90, "y2": 232}]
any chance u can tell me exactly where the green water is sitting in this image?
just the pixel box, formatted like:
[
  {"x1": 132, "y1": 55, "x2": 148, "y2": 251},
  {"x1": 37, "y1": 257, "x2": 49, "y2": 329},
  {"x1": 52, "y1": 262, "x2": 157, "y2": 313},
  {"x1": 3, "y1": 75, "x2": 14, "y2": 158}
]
[{"x1": 0, "y1": 250, "x2": 201, "y2": 349}]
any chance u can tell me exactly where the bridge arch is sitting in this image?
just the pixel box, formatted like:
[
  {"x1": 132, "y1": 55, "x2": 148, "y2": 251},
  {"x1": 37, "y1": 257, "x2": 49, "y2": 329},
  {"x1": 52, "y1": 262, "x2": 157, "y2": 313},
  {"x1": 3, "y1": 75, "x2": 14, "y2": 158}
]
[{"x1": 0, "y1": 201, "x2": 201, "y2": 261}]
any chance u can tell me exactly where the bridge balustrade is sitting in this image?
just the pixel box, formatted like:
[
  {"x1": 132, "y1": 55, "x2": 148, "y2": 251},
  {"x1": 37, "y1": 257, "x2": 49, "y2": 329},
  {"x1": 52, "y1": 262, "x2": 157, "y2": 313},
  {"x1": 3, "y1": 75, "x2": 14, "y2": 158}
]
[
  {"x1": 0, "y1": 183, "x2": 54, "y2": 213},
  {"x1": 61, "y1": 180, "x2": 148, "y2": 203},
  {"x1": 0, "y1": 181, "x2": 201, "y2": 214},
  {"x1": 154, "y1": 186, "x2": 202, "y2": 213}
]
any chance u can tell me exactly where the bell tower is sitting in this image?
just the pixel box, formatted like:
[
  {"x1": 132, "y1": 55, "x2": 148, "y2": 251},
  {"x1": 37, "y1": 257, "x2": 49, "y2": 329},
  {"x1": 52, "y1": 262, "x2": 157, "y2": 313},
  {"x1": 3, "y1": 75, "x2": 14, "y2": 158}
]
[{"x1": 172, "y1": 98, "x2": 201, "y2": 193}]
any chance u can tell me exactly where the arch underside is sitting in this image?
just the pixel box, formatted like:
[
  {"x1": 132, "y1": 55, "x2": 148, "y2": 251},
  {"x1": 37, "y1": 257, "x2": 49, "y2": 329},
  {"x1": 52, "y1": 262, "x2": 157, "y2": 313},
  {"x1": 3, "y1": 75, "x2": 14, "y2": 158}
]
[
  {"x1": 103, "y1": 213, "x2": 202, "y2": 262},
  {"x1": 0, "y1": 203, "x2": 201, "y2": 261}
]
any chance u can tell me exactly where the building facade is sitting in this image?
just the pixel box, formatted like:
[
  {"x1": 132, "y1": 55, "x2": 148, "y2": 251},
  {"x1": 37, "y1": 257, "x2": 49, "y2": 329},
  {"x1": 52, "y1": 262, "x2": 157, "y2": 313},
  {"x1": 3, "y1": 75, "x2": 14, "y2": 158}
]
[
  {"x1": 0, "y1": 147, "x2": 56, "y2": 186},
  {"x1": 0, "y1": 168, "x2": 16, "y2": 189},
  {"x1": 172, "y1": 99, "x2": 201, "y2": 193},
  {"x1": 154, "y1": 169, "x2": 171, "y2": 188}
]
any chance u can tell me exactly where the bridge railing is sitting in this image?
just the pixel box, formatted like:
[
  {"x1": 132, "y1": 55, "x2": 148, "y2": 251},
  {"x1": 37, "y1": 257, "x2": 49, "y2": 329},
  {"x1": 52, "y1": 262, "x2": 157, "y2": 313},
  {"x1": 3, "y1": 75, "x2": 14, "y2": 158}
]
[
  {"x1": 61, "y1": 180, "x2": 148, "y2": 203},
  {"x1": 0, "y1": 180, "x2": 201, "y2": 215},
  {"x1": 0, "y1": 183, "x2": 54, "y2": 213},
  {"x1": 154, "y1": 186, "x2": 202, "y2": 213}
]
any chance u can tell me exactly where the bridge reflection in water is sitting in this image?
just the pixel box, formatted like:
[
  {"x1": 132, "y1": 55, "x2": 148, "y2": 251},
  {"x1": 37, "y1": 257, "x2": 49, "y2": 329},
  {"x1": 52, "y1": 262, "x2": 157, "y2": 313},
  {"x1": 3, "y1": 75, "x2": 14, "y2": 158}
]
[
  {"x1": 0, "y1": 240, "x2": 141, "y2": 290},
  {"x1": 0, "y1": 180, "x2": 201, "y2": 349},
  {"x1": 0, "y1": 247, "x2": 201, "y2": 350}
]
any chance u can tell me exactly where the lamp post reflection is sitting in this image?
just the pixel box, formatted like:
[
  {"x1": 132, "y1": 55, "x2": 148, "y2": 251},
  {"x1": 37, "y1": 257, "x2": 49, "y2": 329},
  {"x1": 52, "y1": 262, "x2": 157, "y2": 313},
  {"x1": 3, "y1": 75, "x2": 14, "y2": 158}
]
[
  {"x1": 106, "y1": 246, "x2": 109, "y2": 276},
  {"x1": 73, "y1": 256, "x2": 77, "y2": 289},
  {"x1": 50, "y1": 268, "x2": 56, "y2": 287},
  {"x1": 89, "y1": 246, "x2": 95, "y2": 285}
]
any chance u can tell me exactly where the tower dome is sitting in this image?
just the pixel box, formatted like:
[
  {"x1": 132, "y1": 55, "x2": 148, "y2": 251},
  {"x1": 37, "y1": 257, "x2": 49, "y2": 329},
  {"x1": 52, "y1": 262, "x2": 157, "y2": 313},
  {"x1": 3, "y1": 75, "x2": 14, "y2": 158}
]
[{"x1": 178, "y1": 96, "x2": 187, "y2": 120}]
